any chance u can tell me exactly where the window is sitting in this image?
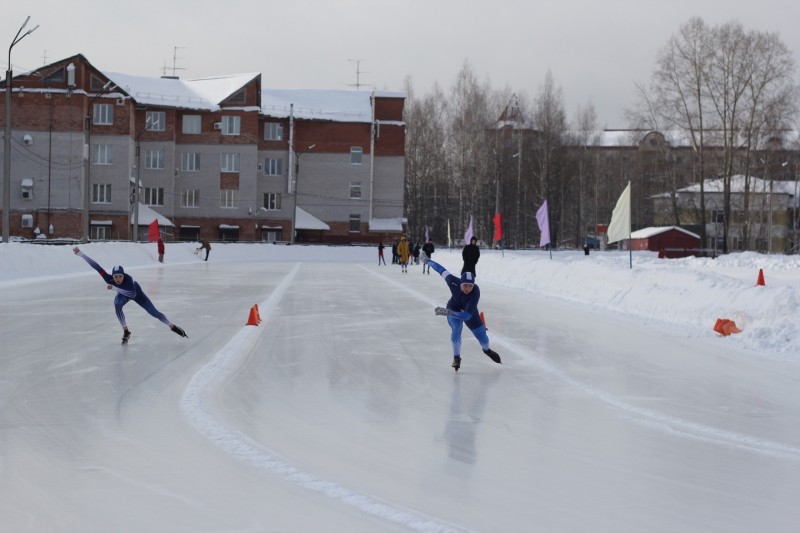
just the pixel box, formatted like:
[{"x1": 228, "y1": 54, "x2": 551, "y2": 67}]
[
  {"x1": 263, "y1": 192, "x2": 281, "y2": 210},
  {"x1": 711, "y1": 209, "x2": 725, "y2": 223},
  {"x1": 222, "y1": 115, "x2": 241, "y2": 135},
  {"x1": 145, "y1": 149, "x2": 165, "y2": 170},
  {"x1": 349, "y1": 214, "x2": 361, "y2": 233},
  {"x1": 21, "y1": 178, "x2": 33, "y2": 200},
  {"x1": 146, "y1": 111, "x2": 166, "y2": 131},
  {"x1": 180, "y1": 152, "x2": 200, "y2": 172},
  {"x1": 181, "y1": 189, "x2": 199, "y2": 208},
  {"x1": 92, "y1": 144, "x2": 112, "y2": 165},
  {"x1": 221, "y1": 189, "x2": 237, "y2": 208},
  {"x1": 182, "y1": 115, "x2": 201, "y2": 134},
  {"x1": 93, "y1": 103, "x2": 113, "y2": 125},
  {"x1": 221, "y1": 153, "x2": 240, "y2": 173},
  {"x1": 143, "y1": 187, "x2": 164, "y2": 206},
  {"x1": 264, "y1": 122, "x2": 283, "y2": 141},
  {"x1": 350, "y1": 146, "x2": 363, "y2": 165},
  {"x1": 92, "y1": 183, "x2": 111, "y2": 203},
  {"x1": 350, "y1": 181, "x2": 362, "y2": 199},
  {"x1": 91, "y1": 225, "x2": 110, "y2": 240},
  {"x1": 264, "y1": 158, "x2": 283, "y2": 176}
]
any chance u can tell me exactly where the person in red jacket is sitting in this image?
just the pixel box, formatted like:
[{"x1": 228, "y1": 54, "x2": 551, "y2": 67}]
[{"x1": 157, "y1": 237, "x2": 165, "y2": 263}]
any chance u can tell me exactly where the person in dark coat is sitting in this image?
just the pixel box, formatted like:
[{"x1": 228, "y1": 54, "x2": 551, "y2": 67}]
[
  {"x1": 461, "y1": 236, "x2": 480, "y2": 277},
  {"x1": 196, "y1": 239, "x2": 211, "y2": 261},
  {"x1": 421, "y1": 239, "x2": 435, "y2": 274},
  {"x1": 412, "y1": 242, "x2": 421, "y2": 265},
  {"x1": 378, "y1": 242, "x2": 386, "y2": 265},
  {"x1": 391, "y1": 239, "x2": 399, "y2": 264}
]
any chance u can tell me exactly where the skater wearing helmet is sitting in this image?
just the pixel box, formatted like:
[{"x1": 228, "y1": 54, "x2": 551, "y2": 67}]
[
  {"x1": 73, "y1": 247, "x2": 187, "y2": 344},
  {"x1": 420, "y1": 252, "x2": 500, "y2": 371}
]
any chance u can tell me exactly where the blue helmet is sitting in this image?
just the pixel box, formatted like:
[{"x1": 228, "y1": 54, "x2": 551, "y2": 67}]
[{"x1": 112, "y1": 265, "x2": 125, "y2": 275}]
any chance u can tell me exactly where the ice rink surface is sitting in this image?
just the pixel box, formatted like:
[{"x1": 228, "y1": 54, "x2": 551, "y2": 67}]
[{"x1": 2, "y1": 257, "x2": 799, "y2": 532}]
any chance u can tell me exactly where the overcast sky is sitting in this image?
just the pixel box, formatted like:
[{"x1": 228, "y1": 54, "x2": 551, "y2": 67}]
[{"x1": 3, "y1": 0, "x2": 799, "y2": 128}]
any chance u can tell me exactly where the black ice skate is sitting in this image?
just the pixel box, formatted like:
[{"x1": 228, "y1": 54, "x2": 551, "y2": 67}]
[
  {"x1": 121, "y1": 329, "x2": 131, "y2": 345},
  {"x1": 171, "y1": 324, "x2": 188, "y2": 338},
  {"x1": 483, "y1": 348, "x2": 501, "y2": 364},
  {"x1": 452, "y1": 356, "x2": 461, "y2": 371}
]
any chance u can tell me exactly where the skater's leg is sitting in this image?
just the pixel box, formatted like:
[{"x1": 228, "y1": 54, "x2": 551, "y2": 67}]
[
  {"x1": 469, "y1": 324, "x2": 490, "y2": 351},
  {"x1": 114, "y1": 294, "x2": 130, "y2": 328},
  {"x1": 134, "y1": 293, "x2": 172, "y2": 326},
  {"x1": 447, "y1": 316, "x2": 464, "y2": 357}
]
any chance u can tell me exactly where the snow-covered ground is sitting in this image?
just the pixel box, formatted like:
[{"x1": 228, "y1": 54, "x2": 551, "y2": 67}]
[{"x1": 1, "y1": 242, "x2": 798, "y2": 532}]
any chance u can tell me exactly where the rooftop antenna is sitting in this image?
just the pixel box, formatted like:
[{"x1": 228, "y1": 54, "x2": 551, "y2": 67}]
[
  {"x1": 347, "y1": 58, "x2": 368, "y2": 89},
  {"x1": 162, "y1": 46, "x2": 186, "y2": 78}
]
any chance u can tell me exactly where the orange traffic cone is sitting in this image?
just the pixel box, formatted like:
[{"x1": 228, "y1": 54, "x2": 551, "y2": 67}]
[
  {"x1": 713, "y1": 318, "x2": 742, "y2": 336},
  {"x1": 246, "y1": 306, "x2": 260, "y2": 326},
  {"x1": 480, "y1": 311, "x2": 488, "y2": 330},
  {"x1": 756, "y1": 269, "x2": 765, "y2": 286},
  {"x1": 253, "y1": 304, "x2": 262, "y2": 324}
]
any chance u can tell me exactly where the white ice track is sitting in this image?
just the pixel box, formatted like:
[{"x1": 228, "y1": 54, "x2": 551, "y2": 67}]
[
  {"x1": 177, "y1": 262, "x2": 800, "y2": 532},
  {"x1": 181, "y1": 264, "x2": 469, "y2": 533}
]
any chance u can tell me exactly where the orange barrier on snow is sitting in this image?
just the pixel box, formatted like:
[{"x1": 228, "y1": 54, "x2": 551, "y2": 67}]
[
  {"x1": 713, "y1": 318, "x2": 742, "y2": 336},
  {"x1": 480, "y1": 311, "x2": 488, "y2": 330},
  {"x1": 756, "y1": 269, "x2": 766, "y2": 286}
]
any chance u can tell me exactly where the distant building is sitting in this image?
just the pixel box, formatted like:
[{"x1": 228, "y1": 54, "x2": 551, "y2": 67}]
[{"x1": 0, "y1": 54, "x2": 406, "y2": 243}]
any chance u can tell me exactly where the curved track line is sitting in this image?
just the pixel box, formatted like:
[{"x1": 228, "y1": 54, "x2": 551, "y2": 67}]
[
  {"x1": 362, "y1": 265, "x2": 800, "y2": 461},
  {"x1": 180, "y1": 263, "x2": 472, "y2": 533}
]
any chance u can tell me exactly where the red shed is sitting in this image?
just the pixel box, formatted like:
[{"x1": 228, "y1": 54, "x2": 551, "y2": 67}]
[{"x1": 625, "y1": 226, "x2": 700, "y2": 258}]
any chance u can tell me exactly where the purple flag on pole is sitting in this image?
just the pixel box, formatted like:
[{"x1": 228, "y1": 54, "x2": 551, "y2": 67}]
[
  {"x1": 536, "y1": 201, "x2": 551, "y2": 247},
  {"x1": 464, "y1": 216, "x2": 474, "y2": 244}
]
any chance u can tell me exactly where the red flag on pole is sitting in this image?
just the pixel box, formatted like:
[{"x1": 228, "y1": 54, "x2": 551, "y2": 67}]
[
  {"x1": 148, "y1": 219, "x2": 160, "y2": 242},
  {"x1": 492, "y1": 212, "x2": 503, "y2": 242}
]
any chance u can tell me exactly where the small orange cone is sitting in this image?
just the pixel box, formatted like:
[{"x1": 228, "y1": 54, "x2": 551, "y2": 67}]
[
  {"x1": 713, "y1": 318, "x2": 742, "y2": 336},
  {"x1": 480, "y1": 311, "x2": 488, "y2": 330},
  {"x1": 253, "y1": 304, "x2": 262, "y2": 324},
  {"x1": 756, "y1": 269, "x2": 765, "y2": 286},
  {"x1": 246, "y1": 306, "x2": 260, "y2": 326}
]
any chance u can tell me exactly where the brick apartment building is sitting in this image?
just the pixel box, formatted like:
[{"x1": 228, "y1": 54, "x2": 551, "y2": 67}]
[{"x1": 1, "y1": 54, "x2": 406, "y2": 243}]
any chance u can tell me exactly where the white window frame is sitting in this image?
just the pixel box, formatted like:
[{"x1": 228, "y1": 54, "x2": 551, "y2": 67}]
[
  {"x1": 181, "y1": 189, "x2": 199, "y2": 208},
  {"x1": 93, "y1": 103, "x2": 113, "y2": 125},
  {"x1": 264, "y1": 192, "x2": 281, "y2": 210},
  {"x1": 180, "y1": 152, "x2": 200, "y2": 172},
  {"x1": 92, "y1": 144, "x2": 112, "y2": 165},
  {"x1": 350, "y1": 181, "x2": 362, "y2": 199},
  {"x1": 90, "y1": 225, "x2": 110, "y2": 240},
  {"x1": 143, "y1": 187, "x2": 164, "y2": 206},
  {"x1": 264, "y1": 122, "x2": 283, "y2": 141},
  {"x1": 145, "y1": 111, "x2": 166, "y2": 131},
  {"x1": 182, "y1": 115, "x2": 201, "y2": 134},
  {"x1": 144, "y1": 149, "x2": 165, "y2": 170},
  {"x1": 264, "y1": 157, "x2": 283, "y2": 176},
  {"x1": 220, "y1": 189, "x2": 237, "y2": 208},
  {"x1": 350, "y1": 146, "x2": 363, "y2": 165},
  {"x1": 222, "y1": 115, "x2": 241, "y2": 136},
  {"x1": 92, "y1": 183, "x2": 111, "y2": 204},
  {"x1": 220, "y1": 153, "x2": 240, "y2": 173}
]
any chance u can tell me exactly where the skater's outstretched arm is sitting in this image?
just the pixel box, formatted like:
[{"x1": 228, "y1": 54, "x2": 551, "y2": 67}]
[
  {"x1": 73, "y1": 247, "x2": 113, "y2": 283},
  {"x1": 424, "y1": 258, "x2": 451, "y2": 280}
]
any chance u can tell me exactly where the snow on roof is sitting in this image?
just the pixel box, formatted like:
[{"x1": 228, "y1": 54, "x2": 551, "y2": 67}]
[
  {"x1": 262, "y1": 89, "x2": 374, "y2": 122},
  {"x1": 295, "y1": 207, "x2": 330, "y2": 231},
  {"x1": 104, "y1": 71, "x2": 260, "y2": 111},
  {"x1": 368, "y1": 218, "x2": 405, "y2": 232},
  {"x1": 631, "y1": 226, "x2": 700, "y2": 240},
  {"x1": 131, "y1": 203, "x2": 174, "y2": 227}
]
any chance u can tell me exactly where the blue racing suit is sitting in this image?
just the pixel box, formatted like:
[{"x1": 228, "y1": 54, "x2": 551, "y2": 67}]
[
  {"x1": 77, "y1": 251, "x2": 171, "y2": 329},
  {"x1": 427, "y1": 259, "x2": 490, "y2": 357}
]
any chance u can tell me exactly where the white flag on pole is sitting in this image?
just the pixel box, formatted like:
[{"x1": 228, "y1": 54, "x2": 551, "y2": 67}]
[{"x1": 606, "y1": 182, "x2": 631, "y2": 244}]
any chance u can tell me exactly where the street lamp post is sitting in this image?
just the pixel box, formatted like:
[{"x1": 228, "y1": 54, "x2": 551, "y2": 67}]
[
  {"x1": 3, "y1": 16, "x2": 38, "y2": 244},
  {"x1": 81, "y1": 81, "x2": 115, "y2": 242},
  {"x1": 290, "y1": 143, "x2": 315, "y2": 244}
]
